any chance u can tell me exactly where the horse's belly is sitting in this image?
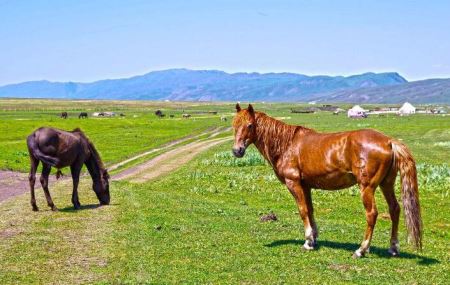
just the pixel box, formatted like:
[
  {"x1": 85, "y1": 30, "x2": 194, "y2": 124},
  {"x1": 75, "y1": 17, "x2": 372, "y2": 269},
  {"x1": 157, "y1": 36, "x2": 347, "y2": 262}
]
[{"x1": 303, "y1": 171, "x2": 356, "y2": 190}]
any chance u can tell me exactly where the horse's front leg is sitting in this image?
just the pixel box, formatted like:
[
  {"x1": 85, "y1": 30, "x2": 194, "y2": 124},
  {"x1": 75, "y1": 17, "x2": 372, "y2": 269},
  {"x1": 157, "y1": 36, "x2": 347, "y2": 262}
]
[
  {"x1": 70, "y1": 164, "x2": 82, "y2": 209},
  {"x1": 285, "y1": 179, "x2": 317, "y2": 250}
]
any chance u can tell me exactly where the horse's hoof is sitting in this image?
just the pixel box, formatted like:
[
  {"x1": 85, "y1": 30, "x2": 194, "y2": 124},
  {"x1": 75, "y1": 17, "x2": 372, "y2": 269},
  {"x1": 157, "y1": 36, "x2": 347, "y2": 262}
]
[
  {"x1": 302, "y1": 242, "x2": 315, "y2": 251},
  {"x1": 32, "y1": 206, "x2": 39, "y2": 212},
  {"x1": 51, "y1": 206, "x2": 59, "y2": 212},
  {"x1": 388, "y1": 248, "x2": 399, "y2": 257},
  {"x1": 73, "y1": 204, "x2": 81, "y2": 210},
  {"x1": 352, "y1": 250, "x2": 365, "y2": 259},
  {"x1": 352, "y1": 249, "x2": 365, "y2": 259}
]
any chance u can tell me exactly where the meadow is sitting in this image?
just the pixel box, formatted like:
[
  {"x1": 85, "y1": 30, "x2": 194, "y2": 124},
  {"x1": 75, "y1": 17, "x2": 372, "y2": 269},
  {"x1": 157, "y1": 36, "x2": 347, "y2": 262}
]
[{"x1": 0, "y1": 99, "x2": 448, "y2": 284}]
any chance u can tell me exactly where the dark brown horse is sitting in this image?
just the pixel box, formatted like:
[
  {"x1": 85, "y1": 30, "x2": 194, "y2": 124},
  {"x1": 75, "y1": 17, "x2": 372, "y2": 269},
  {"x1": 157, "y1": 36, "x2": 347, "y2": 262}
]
[
  {"x1": 79, "y1": 112, "x2": 88, "y2": 119},
  {"x1": 27, "y1": 127, "x2": 110, "y2": 211},
  {"x1": 232, "y1": 104, "x2": 422, "y2": 258},
  {"x1": 60, "y1": 112, "x2": 68, "y2": 119}
]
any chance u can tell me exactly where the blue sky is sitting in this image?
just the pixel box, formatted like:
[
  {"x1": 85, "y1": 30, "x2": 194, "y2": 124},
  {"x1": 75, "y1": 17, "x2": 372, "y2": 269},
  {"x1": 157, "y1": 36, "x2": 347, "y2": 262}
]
[{"x1": 1, "y1": 0, "x2": 449, "y2": 85}]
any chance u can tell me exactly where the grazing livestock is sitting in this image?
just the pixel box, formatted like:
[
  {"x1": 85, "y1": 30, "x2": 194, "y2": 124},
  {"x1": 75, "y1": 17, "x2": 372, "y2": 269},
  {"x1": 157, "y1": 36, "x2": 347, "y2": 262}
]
[
  {"x1": 27, "y1": 127, "x2": 110, "y2": 211},
  {"x1": 155, "y1": 110, "x2": 164, "y2": 118},
  {"x1": 220, "y1": 116, "x2": 227, "y2": 121},
  {"x1": 182, "y1": 114, "x2": 191, "y2": 119},
  {"x1": 60, "y1": 112, "x2": 68, "y2": 119},
  {"x1": 79, "y1": 112, "x2": 88, "y2": 119},
  {"x1": 169, "y1": 114, "x2": 175, "y2": 118},
  {"x1": 232, "y1": 104, "x2": 422, "y2": 258}
]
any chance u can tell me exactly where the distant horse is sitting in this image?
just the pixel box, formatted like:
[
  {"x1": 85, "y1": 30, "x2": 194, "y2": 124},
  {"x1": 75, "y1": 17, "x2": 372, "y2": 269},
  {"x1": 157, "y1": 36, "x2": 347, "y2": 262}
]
[
  {"x1": 60, "y1": 112, "x2": 68, "y2": 119},
  {"x1": 79, "y1": 112, "x2": 88, "y2": 119},
  {"x1": 182, "y1": 114, "x2": 191, "y2": 119},
  {"x1": 232, "y1": 104, "x2": 422, "y2": 258},
  {"x1": 27, "y1": 127, "x2": 110, "y2": 211},
  {"x1": 220, "y1": 116, "x2": 227, "y2": 121}
]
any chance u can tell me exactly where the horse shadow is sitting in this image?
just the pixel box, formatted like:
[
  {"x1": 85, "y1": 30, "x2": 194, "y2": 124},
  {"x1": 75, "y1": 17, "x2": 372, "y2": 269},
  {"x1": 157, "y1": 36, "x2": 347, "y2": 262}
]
[
  {"x1": 264, "y1": 239, "x2": 439, "y2": 265},
  {"x1": 58, "y1": 203, "x2": 118, "y2": 212}
]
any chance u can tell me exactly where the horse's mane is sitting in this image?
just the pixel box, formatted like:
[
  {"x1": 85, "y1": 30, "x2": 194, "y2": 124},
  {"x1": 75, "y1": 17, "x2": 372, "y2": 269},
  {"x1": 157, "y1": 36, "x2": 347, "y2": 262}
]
[
  {"x1": 72, "y1": 128, "x2": 105, "y2": 170},
  {"x1": 254, "y1": 112, "x2": 312, "y2": 163}
]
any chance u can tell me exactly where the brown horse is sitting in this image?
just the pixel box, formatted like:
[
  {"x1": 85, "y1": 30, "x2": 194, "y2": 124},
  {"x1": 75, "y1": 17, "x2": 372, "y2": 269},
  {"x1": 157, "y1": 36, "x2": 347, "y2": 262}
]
[
  {"x1": 232, "y1": 104, "x2": 422, "y2": 258},
  {"x1": 27, "y1": 127, "x2": 110, "y2": 211}
]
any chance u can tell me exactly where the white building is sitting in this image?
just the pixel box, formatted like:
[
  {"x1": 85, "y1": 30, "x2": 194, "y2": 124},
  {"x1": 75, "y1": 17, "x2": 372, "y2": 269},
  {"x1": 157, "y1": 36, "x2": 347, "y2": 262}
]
[
  {"x1": 347, "y1": 105, "x2": 367, "y2": 118},
  {"x1": 398, "y1": 102, "x2": 416, "y2": 115}
]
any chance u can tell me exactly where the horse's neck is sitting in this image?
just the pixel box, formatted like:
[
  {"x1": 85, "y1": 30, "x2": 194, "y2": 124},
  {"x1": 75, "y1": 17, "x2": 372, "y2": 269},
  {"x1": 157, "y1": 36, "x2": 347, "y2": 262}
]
[
  {"x1": 84, "y1": 143, "x2": 104, "y2": 182},
  {"x1": 253, "y1": 113, "x2": 302, "y2": 165},
  {"x1": 85, "y1": 157, "x2": 102, "y2": 182}
]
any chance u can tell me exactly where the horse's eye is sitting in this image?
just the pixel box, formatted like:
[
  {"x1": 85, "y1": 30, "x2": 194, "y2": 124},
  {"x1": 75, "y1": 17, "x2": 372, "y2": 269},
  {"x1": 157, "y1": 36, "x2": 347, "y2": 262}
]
[{"x1": 247, "y1": 124, "x2": 253, "y2": 129}]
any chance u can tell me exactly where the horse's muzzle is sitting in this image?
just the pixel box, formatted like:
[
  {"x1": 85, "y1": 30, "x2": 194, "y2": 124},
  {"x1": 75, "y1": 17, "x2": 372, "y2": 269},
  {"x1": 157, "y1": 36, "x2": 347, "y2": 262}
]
[
  {"x1": 100, "y1": 196, "x2": 110, "y2": 205},
  {"x1": 232, "y1": 147, "x2": 246, "y2": 158}
]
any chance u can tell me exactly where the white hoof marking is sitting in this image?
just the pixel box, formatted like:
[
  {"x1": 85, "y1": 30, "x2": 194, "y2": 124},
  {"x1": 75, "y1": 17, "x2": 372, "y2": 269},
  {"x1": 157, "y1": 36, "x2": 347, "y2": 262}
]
[{"x1": 303, "y1": 242, "x2": 315, "y2": 250}]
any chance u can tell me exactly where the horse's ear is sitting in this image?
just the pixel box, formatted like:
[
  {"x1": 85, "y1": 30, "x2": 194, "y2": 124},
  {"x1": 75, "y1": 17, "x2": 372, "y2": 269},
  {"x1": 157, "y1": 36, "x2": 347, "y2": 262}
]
[
  {"x1": 248, "y1": 104, "x2": 254, "y2": 115},
  {"x1": 236, "y1": 103, "x2": 241, "y2": 112}
]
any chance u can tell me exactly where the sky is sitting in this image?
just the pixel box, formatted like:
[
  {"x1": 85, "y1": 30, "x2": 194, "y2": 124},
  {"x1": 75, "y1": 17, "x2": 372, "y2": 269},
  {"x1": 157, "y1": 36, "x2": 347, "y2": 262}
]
[{"x1": 1, "y1": 0, "x2": 450, "y2": 85}]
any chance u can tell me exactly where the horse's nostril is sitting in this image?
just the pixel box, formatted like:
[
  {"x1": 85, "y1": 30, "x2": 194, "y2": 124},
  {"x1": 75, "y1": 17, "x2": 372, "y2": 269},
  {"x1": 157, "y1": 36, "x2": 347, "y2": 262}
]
[{"x1": 232, "y1": 148, "x2": 243, "y2": 157}]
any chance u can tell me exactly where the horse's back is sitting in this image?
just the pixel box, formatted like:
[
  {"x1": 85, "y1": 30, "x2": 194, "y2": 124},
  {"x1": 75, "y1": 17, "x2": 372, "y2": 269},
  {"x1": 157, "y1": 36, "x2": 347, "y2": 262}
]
[
  {"x1": 293, "y1": 129, "x2": 394, "y2": 189},
  {"x1": 29, "y1": 127, "x2": 85, "y2": 167}
]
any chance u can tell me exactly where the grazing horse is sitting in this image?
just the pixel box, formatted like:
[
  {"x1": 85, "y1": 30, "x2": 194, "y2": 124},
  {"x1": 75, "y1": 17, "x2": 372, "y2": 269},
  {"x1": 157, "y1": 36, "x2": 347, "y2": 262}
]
[
  {"x1": 232, "y1": 104, "x2": 422, "y2": 258},
  {"x1": 182, "y1": 114, "x2": 191, "y2": 119},
  {"x1": 27, "y1": 127, "x2": 110, "y2": 211},
  {"x1": 79, "y1": 112, "x2": 88, "y2": 119},
  {"x1": 60, "y1": 112, "x2": 68, "y2": 119}
]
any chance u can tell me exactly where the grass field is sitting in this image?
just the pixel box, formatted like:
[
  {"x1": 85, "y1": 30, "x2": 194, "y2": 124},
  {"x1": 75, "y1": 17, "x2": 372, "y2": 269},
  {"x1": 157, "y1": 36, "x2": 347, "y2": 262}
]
[
  {"x1": 0, "y1": 99, "x2": 232, "y2": 172},
  {"x1": 0, "y1": 99, "x2": 449, "y2": 284}
]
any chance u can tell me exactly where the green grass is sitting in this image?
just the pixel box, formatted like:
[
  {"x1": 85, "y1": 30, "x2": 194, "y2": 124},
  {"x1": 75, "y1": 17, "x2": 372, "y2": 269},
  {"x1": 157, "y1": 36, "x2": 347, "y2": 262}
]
[
  {"x1": 0, "y1": 99, "x2": 449, "y2": 284},
  {"x1": 0, "y1": 99, "x2": 231, "y2": 172}
]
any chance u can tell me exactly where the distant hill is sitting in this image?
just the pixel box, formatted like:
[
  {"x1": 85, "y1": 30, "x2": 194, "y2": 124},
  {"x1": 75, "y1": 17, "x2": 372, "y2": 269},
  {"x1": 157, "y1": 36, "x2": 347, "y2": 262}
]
[
  {"x1": 310, "y1": 78, "x2": 450, "y2": 104},
  {"x1": 0, "y1": 68, "x2": 448, "y2": 103}
]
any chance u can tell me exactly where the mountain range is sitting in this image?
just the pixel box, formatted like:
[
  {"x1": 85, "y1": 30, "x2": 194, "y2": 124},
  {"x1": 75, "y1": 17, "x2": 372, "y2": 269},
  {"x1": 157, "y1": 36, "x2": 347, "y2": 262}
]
[{"x1": 0, "y1": 69, "x2": 448, "y2": 103}]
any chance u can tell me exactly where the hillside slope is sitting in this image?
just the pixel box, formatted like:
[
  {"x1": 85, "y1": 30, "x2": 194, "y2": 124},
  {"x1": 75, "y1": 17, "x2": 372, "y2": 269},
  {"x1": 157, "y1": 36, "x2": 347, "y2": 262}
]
[{"x1": 310, "y1": 78, "x2": 450, "y2": 104}]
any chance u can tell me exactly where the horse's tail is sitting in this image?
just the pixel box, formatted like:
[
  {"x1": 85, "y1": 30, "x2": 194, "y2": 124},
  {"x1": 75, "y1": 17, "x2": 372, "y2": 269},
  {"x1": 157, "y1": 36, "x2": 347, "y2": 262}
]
[
  {"x1": 391, "y1": 140, "x2": 422, "y2": 249},
  {"x1": 27, "y1": 134, "x2": 59, "y2": 166}
]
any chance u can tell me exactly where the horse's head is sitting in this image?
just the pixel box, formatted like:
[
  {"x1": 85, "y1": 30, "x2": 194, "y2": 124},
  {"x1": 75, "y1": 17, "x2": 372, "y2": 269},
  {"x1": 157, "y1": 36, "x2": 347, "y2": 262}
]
[
  {"x1": 94, "y1": 169, "x2": 110, "y2": 205},
  {"x1": 232, "y1": 103, "x2": 256, "y2": 158}
]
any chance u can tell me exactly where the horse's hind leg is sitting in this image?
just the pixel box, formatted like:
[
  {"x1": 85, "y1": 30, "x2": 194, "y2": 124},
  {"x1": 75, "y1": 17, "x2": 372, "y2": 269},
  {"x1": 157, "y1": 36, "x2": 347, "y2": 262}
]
[
  {"x1": 40, "y1": 164, "x2": 57, "y2": 211},
  {"x1": 29, "y1": 156, "x2": 39, "y2": 211},
  {"x1": 70, "y1": 164, "x2": 82, "y2": 209},
  {"x1": 380, "y1": 173, "x2": 400, "y2": 256},
  {"x1": 353, "y1": 184, "x2": 378, "y2": 258}
]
